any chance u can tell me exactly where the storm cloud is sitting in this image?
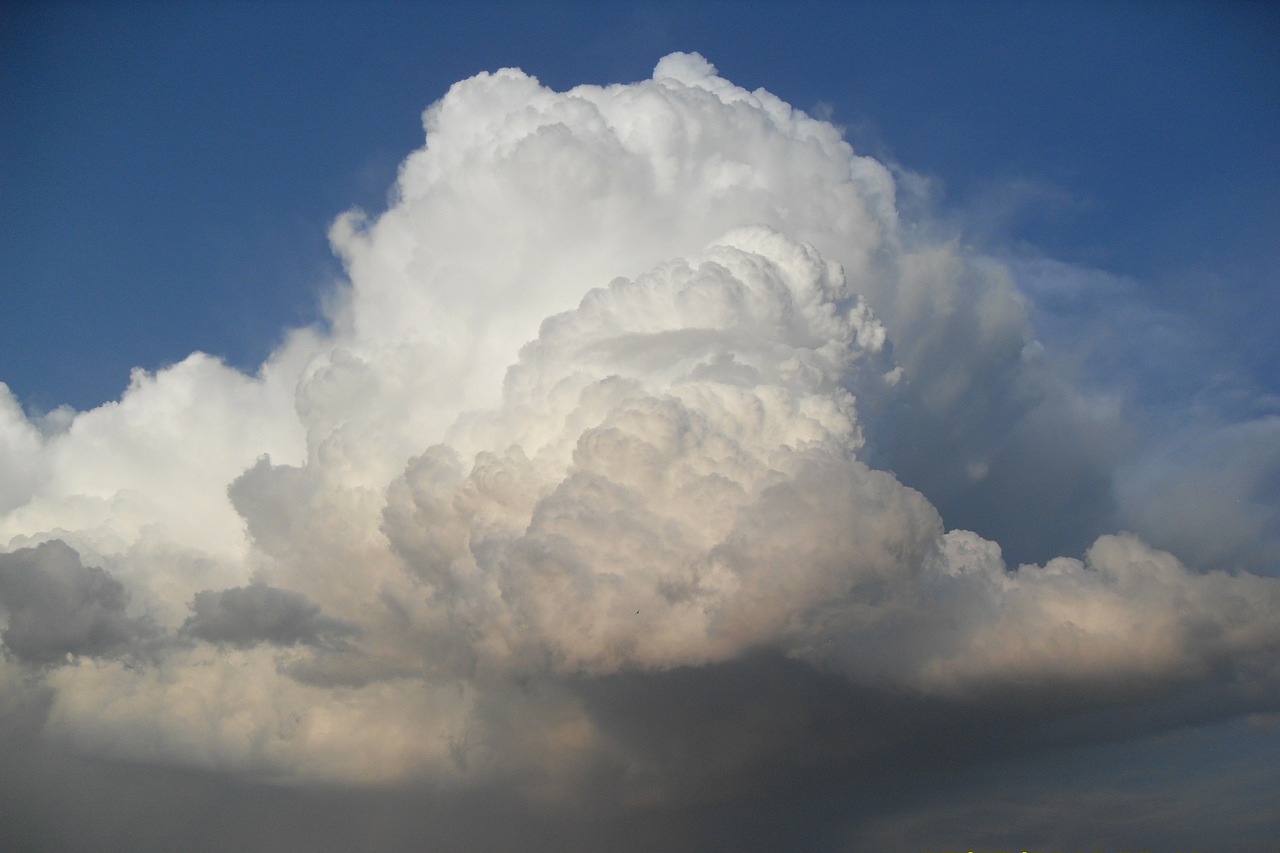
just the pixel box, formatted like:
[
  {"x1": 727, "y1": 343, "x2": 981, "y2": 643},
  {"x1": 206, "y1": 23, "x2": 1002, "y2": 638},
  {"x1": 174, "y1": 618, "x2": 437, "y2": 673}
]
[{"x1": 2, "y1": 52, "x2": 1278, "y2": 849}]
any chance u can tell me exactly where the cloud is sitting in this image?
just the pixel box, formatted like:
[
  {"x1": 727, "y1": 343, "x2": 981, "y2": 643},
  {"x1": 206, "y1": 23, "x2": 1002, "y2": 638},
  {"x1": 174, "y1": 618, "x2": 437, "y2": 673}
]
[
  {"x1": 181, "y1": 583, "x2": 359, "y2": 649},
  {"x1": 1, "y1": 51, "x2": 1278, "y2": 847},
  {"x1": 0, "y1": 539, "x2": 151, "y2": 665},
  {"x1": 1115, "y1": 415, "x2": 1280, "y2": 574},
  {"x1": 0, "y1": 384, "x2": 44, "y2": 515}
]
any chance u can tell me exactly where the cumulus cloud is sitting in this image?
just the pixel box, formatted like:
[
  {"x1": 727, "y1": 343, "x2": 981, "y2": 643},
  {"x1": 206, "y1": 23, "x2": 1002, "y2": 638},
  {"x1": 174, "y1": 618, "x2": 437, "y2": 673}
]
[
  {"x1": 0, "y1": 539, "x2": 152, "y2": 664},
  {"x1": 1, "y1": 52, "x2": 1278, "y2": 843}
]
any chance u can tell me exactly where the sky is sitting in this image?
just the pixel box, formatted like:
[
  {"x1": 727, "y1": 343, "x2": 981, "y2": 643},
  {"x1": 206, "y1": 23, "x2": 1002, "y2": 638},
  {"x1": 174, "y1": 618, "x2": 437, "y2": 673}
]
[{"x1": 2, "y1": 2, "x2": 1279, "y2": 851}]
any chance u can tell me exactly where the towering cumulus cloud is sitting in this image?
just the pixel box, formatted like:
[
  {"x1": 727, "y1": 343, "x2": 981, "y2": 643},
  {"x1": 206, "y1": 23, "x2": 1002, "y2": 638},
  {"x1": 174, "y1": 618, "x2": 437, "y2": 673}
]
[{"x1": 1, "y1": 53, "x2": 1278, "y2": 845}]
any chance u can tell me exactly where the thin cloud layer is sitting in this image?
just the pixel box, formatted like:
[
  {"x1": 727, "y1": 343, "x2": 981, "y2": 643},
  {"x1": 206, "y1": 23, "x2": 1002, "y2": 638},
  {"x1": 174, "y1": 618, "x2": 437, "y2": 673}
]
[{"x1": 2, "y1": 52, "x2": 1278, "y2": 837}]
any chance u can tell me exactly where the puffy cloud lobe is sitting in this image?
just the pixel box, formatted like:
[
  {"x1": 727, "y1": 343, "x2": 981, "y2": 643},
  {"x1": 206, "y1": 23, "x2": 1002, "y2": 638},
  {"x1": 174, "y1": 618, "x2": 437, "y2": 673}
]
[
  {"x1": 376, "y1": 224, "x2": 1280, "y2": 701},
  {"x1": 0, "y1": 540, "x2": 150, "y2": 664},
  {"x1": 916, "y1": 531, "x2": 1280, "y2": 696},
  {"x1": 0, "y1": 346, "x2": 315, "y2": 617},
  {"x1": 377, "y1": 227, "x2": 906, "y2": 675},
  {"x1": 0, "y1": 52, "x2": 1277, "y2": 808},
  {"x1": 181, "y1": 583, "x2": 359, "y2": 649},
  {"x1": 309, "y1": 52, "x2": 908, "y2": 490},
  {"x1": 0, "y1": 384, "x2": 45, "y2": 514}
]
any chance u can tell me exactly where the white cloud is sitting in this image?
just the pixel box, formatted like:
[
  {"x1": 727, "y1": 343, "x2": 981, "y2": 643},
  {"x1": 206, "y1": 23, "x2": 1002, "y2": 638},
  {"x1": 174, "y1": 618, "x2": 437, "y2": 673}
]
[{"x1": 1, "y1": 52, "x2": 1277, "y2": 804}]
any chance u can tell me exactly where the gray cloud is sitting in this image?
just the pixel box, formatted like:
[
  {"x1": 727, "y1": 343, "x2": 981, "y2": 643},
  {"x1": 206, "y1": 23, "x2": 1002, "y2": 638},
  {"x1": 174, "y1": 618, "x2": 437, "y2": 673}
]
[
  {"x1": 181, "y1": 583, "x2": 359, "y2": 649},
  {"x1": 0, "y1": 540, "x2": 150, "y2": 665}
]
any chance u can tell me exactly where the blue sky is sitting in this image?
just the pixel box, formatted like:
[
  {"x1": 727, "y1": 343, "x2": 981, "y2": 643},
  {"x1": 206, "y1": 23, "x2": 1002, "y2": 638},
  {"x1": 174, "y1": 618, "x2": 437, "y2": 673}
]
[
  {"x1": 3, "y1": 3, "x2": 1280, "y2": 851},
  {"x1": 5, "y1": 1, "x2": 1277, "y2": 412}
]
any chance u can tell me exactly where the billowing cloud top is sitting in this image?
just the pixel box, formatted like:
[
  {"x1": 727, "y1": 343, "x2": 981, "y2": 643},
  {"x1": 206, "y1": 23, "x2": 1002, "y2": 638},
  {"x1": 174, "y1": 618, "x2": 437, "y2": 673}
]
[{"x1": 2, "y1": 53, "x2": 1278, "y2": 804}]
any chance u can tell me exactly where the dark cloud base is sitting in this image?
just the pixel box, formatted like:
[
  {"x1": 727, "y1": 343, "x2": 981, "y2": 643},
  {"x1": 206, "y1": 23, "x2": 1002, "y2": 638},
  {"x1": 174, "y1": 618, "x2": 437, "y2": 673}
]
[
  {"x1": 3, "y1": 724, "x2": 1276, "y2": 852},
  {"x1": 4, "y1": 654, "x2": 1278, "y2": 852}
]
